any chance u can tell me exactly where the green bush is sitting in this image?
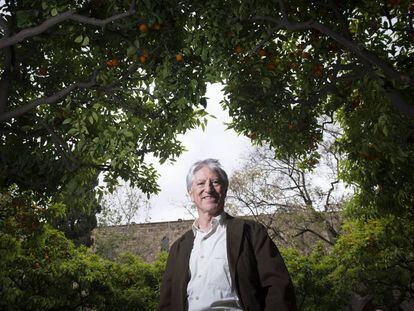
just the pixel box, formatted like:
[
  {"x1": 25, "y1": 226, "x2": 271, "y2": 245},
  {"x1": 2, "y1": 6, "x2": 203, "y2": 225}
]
[{"x1": 0, "y1": 193, "x2": 167, "y2": 311}]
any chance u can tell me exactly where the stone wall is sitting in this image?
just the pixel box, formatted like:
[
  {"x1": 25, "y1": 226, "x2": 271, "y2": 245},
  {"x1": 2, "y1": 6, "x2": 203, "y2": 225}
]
[
  {"x1": 92, "y1": 210, "x2": 341, "y2": 262},
  {"x1": 91, "y1": 218, "x2": 194, "y2": 262}
]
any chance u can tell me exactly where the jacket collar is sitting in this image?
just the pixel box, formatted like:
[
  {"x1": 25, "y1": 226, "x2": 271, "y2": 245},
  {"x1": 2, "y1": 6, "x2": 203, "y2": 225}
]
[
  {"x1": 225, "y1": 213, "x2": 245, "y2": 291},
  {"x1": 177, "y1": 230, "x2": 195, "y2": 310}
]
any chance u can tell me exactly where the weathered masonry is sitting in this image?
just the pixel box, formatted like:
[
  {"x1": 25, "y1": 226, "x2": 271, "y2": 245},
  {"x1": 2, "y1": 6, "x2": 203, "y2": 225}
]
[{"x1": 92, "y1": 210, "x2": 341, "y2": 262}]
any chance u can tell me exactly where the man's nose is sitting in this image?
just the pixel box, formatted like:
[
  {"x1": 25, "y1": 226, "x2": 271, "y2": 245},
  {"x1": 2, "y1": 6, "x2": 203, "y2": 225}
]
[{"x1": 204, "y1": 180, "x2": 214, "y2": 192}]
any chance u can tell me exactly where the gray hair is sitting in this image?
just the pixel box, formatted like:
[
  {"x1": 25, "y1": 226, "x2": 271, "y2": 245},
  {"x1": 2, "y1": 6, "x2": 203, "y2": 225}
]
[{"x1": 186, "y1": 159, "x2": 229, "y2": 192}]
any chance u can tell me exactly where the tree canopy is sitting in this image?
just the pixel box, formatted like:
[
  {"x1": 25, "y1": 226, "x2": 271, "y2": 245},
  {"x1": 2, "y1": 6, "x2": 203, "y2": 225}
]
[
  {"x1": 1, "y1": 0, "x2": 414, "y2": 310},
  {"x1": 181, "y1": 0, "x2": 414, "y2": 216},
  {"x1": 1, "y1": 0, "x2": 413, "y2": 213}
]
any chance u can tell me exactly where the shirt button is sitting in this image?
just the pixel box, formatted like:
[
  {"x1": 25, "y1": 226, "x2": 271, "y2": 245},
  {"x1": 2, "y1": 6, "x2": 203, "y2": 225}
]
[
  {"x1": 198, "y1": 275, "x2": 201, "y2": 278},
  {"x1": 195, "y1": 297, "x2": 199, "y2": 300},
  {"x1": 200, "y1": 255, "x2": 204, "y2": 258}
]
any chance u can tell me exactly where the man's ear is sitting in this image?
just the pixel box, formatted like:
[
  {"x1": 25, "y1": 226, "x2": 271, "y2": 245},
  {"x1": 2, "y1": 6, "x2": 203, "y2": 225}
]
[{"x1": 188, "y1": 190, "x2": 194, "y2": 202}]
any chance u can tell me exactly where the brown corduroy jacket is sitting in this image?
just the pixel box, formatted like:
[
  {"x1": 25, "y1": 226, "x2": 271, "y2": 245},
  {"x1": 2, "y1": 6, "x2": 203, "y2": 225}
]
[{"x1": 157, "y1": 214, "x2": 297, "y2": 311}]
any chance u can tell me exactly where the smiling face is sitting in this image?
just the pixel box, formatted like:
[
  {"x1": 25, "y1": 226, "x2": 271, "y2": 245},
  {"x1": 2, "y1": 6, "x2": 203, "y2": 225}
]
[{"x1": 189, "y1": 166, "x2": 227, "y2": 217}]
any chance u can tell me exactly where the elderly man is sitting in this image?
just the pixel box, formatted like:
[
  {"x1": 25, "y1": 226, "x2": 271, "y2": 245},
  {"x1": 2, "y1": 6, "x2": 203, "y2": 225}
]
[{"x1": 158, "y1": 159, "x2": 297, "y2": 311}]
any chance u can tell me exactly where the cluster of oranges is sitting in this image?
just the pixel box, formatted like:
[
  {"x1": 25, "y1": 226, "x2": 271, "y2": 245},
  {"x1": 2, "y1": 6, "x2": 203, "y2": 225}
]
[
  {"x1": 388, "y1": 0, "x2": 401, "y2": 6},
  {"x1": 234, "y1": 44, "x2": 325, "y2": 76},
  {"x1": 106, "y1": 51, "x2": 183, "y2": 68},
  {"x1": 387, "y1": 0, "x2": 414, "y2": 12},
  {"x1": 137, "y1": 50, "x2": 183, "y2": 63},
  {"x1": 312, "y1": 63, "x2": 324, "y2": 77},
  {"x1": 138, "y1": 49, "x2": 149, "y2": 63},
  {"x1": 106, "y1": 58, "x2": 119, "y2": 68},
  {"x1": 137, "y1": 22, "x2": 162, "y2": 33}
]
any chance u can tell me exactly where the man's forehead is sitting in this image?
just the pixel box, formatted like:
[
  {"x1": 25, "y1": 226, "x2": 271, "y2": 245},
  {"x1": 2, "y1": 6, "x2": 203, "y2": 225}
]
[{"x1": 193, "y1": 167, "x2": 221, "y2": 179}]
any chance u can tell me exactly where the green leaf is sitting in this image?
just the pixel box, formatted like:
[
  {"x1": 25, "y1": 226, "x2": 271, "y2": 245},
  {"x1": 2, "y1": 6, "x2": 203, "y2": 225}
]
[
  {"x1": 127, "y1": 46, "x2": 136, "y2": 57},
  {"x1": 82, "y1": 36, "x2": 90, "y2": 46},
  {"x1": 382, "y1": 126, "x2": 389, "y2": 137},
  {"x1": 16, "y1": 11, "x2": 32, "y2": 28},
  {"x1": 68, "y1": 128, "x2": 78, "y2": 135},
  {"x1": 51, "y1": 8, "x2": 58, "y2": 16},
  {"x1": 74, "y1": 35, "x2": 83, "y2": 43},
  {"x1": 201, "y1": 48, "x2": 208, "y2": 61},
  {"x1": 190, "y1": 79, "x2": 197, "y2": 90}
]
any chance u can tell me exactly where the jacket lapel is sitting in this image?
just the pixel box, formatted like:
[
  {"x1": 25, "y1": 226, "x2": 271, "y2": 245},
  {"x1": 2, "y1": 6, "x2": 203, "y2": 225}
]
[
  {"x1": 226, "y1": 214, "x2": 244, "y2": 290},
  {"x1": 177, "y1": 230, "x2": 194, "y2": 310}
]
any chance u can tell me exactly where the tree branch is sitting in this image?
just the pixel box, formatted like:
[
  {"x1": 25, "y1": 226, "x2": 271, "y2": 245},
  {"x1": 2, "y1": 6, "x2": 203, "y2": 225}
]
[
  {"x1": 250, "y1": 16, "x2": 414, "y2": 88},
  {"x1": 325, "y1": 180, "x2": 339, "y2": 211},
  {"x1": 0, "y1": 17, "x2": 12, "y2": 113},
  {"x1": 293, "y1": 227, "x2": 335, "y2": 246},
  {"x1": 386, "y1": 88, "x2": 414, "y2": 117},
  {"x1": 0, "y1": 69, "x2": 99, "y2": 123},
  {"x1": 0, "y1": 1, "x2": 136, "y2": 50}
]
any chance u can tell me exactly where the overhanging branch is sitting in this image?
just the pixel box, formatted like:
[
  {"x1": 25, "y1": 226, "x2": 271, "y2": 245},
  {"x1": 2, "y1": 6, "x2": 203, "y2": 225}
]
[
  {"x1": 0, "y1": 1, "x2": 136, "y2": 50},
  {"x1": 250, "y1": 16, "x2": 414, "y2": 88},
  {"x1": 0, "y1": 17, "x2": 12, "y2": 113},
  {"x1": 0, "y1": 69, "x2": 99, "y2": 123}
]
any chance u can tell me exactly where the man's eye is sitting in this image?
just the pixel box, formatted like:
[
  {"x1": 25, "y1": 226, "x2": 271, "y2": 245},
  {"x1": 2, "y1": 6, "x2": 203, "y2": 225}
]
[{"x1": 212, "y1": 180, "x2": 220, "y2": 185}]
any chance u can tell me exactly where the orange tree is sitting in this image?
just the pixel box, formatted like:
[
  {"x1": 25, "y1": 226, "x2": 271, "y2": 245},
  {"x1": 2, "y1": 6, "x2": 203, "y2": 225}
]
[
  {"x1": 179, "y1": 0, "x2": 414, "y2": 308},
  {"x1": 0, "y1": 0, "x2": 208, "y2": 244},
  {"x1": 2, "y1": 0, "x2": 412, "y2": 241},
  {"x1": 181, "y1": 0, "x2": 414, "y2": 216},
  {"x1": 0, "y1": 187, "x2": 167, "y2": 310},
  {"x1": 1, "y1": 0, "x2": 414, "y2": 309}
]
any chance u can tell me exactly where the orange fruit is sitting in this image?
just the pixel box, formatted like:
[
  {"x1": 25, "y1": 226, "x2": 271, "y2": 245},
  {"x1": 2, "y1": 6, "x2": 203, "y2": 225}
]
[
  {"x1": 247, "y1": 133, "x2": 257, "y2": 140},
  {"x1": 152, "y1": 23, "x2": 161, "y2": 30},
  {"x1": 257, "y1": 49, "x2": 266, "y2": 57},
  {"x1": 175, "y1": 53, "x2": 183, "y2": 61},
  {"x1": 39, "y1": 67, "x2": 47, "y2": 76},
  {"x1": 266, "y1": 63, "x2": 276, "y2": 70},
  {"x1": 313, "y1": 63, "x2": 323, "y2": 76},
  {"x1": 302, "y1": 52, "x2": 311, "y2": 60},
  {"x1": 138, "y1": 23, "x2": 148, "y2": 33},
  {"x1": 388, "y1": 0, "x2": 401, "y2": 6},
  {"x1": 106, "y1": 58, "x2": 119, "y2": 68},
  {"x1": 320, "y1": 8, "x2": 328, "y2": 16},
  {"x1": 351, "y1": 99, "x2": 360, "y2": 109},
  {"x1": 234, "y1": 45, "x2": 243, "y2": 54},
  {"x1": 289, "y1": 62, "x2": 298, "y2": 69},
  {"x1": 139, "y1": 55, "x2": 147, "y2": 63}
]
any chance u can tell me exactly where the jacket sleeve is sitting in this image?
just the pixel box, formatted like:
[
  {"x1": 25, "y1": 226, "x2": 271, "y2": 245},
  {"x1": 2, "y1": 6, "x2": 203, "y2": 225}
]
[
  {"x1": 157, "y1": 242, "x2": 177, "y2": 311},
  {"x1": 249, "y1": 222, "x2": 297, "y2": 311}
]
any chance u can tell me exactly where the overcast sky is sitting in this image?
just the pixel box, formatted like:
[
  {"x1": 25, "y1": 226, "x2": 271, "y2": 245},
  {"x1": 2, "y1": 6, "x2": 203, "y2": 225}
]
[{"x1": 145, "y1": 83, "x2": 253, "y2": 222}]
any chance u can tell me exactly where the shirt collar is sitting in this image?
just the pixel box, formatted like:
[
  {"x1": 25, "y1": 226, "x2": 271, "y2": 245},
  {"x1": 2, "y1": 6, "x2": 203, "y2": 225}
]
[{"x1": 192, "y1": 211, "x2": 227, "y2": 236}]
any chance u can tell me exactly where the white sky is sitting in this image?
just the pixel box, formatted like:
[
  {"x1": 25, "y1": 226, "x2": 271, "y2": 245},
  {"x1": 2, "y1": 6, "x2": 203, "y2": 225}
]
[{"x1": 146, "y1": 83, "x2": 253, "y2": 222}]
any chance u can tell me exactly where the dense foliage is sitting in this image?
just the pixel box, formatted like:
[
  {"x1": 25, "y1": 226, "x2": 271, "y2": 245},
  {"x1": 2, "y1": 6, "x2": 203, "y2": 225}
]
[
  {"x1": 1, "y1": 0, "x2": 413, "y2": 310},
  {"x1": 0, "y1": 0, "x2": 209, "y2": 243},
  {"x1": 181, "y1": 0, "x2": 414, "y2": 217},
  {"x1": 0, "y1": 188, "x2": 166, "y2": 310}
]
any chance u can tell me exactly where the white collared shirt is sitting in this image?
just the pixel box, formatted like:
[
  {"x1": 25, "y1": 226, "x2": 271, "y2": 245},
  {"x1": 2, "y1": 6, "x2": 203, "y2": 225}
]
[{"x1": 187, "y1": 213, "x2": 241, "y2": 311}]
